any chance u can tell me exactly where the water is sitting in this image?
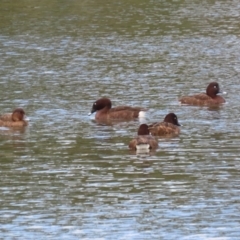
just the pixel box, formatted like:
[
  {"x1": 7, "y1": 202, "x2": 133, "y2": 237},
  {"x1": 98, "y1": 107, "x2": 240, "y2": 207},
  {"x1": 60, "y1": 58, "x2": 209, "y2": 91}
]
[{"x1": 1, "y1": 0, "x2": 240, "y2": 239}]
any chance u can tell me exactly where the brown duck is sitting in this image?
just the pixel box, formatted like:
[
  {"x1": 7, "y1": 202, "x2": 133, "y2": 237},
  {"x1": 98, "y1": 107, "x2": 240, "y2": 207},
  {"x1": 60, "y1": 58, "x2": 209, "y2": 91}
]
[
  {"x1": 149, "y1": 113, "x2": 180, "y2": 136},
  {"x1": 179, "y1": 82, "x2": 225, "y2": 105},
  {"x1": 89, "y1": 98, "x2": 146, "y2": 121},
  {"x1": 0, "y1": 108, "x2": 28, "y2": 127},
  {"x1": 129, "y1": 124, "x2": 158, "y2": 151}
]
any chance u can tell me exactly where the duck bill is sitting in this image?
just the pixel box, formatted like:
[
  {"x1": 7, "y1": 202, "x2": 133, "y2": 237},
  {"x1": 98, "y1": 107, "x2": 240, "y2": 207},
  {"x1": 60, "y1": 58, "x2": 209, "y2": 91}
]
[
  {"x1": 218, "y1": 91, "x2": 227, "y2": 95},
  {"x1": 88, "y1": 107, "x2": 96, "y2": 116}
]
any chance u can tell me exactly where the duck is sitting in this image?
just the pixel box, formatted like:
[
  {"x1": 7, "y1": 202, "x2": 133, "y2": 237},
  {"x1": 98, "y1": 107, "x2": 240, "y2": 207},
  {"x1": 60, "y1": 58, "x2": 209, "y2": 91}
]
[
  {"x1": 0, "y1": 108, "x2": 28, "y2": 127},
  {"x1": 89, "y1": 98, "x2": 146, "y2": 121},
  {"x1": 129, "y1": 124, "x2": 158, "y2": 151},
  {"x1": 179, "y1": 82, "x2": 225, "y2": 105},
  {"x1": 148, "y1": 113, "x2": 180, "y2": 136}
]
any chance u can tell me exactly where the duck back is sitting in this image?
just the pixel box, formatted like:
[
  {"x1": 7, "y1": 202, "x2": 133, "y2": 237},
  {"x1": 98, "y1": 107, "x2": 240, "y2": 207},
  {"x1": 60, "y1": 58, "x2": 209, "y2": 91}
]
[
  {"x1": 0, "y1": 120, "x2": 28, "y2": 127},
  {"x1": 149, "y1": 122, "x2": 180, "y2": 136}
]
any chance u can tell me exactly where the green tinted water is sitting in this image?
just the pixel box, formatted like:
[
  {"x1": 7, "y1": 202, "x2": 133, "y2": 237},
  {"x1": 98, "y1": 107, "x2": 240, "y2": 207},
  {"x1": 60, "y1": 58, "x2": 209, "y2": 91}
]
[{"x1": 1, "y1": 0, "x2": 240, "y2": 239}]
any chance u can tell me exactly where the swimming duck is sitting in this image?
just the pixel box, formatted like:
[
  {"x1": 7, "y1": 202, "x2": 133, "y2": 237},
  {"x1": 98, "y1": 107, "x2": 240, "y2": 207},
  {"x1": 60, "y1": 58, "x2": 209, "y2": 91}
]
[
  {"x1": 179, "y1": 82, "x2": 225, "y2": 105},
  {"x1": 89, "y1": 98, "x2": 146, "y2": 121},
  {"x1": 0, "y1": 108, "x2": 28, "y2": 127},
  {"x1": 129, "y1": 124, "x2": 158, "y2": 151},
  {"x1": 149, "y1": 113, "x2": 180, "y2": 136}
]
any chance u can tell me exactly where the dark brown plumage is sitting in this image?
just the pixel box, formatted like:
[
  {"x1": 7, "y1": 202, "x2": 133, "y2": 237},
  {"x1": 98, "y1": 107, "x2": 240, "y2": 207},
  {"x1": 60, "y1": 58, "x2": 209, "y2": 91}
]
[
  {"x1": 179, "y1": 82, "x2": 225, "y2": 105},
  {"x1": 149, "y1": 113, "x2": 180, "y2": 136},
  {"x1": 0, "y1": 108, "x2": 28, "y2": 127},
  {"x1": 129, "y1": 124, "x2": 158, "y2": 151},
  {"x1": 89, "y1": 98, "x2": 146, "y2": 121}
]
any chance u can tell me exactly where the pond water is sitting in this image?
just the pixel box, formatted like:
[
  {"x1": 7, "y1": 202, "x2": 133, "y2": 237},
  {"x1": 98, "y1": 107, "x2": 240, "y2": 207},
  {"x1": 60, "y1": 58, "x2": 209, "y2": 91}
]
[{"x1": 1, "y1": 0, "x2": 240, "y2": 239}]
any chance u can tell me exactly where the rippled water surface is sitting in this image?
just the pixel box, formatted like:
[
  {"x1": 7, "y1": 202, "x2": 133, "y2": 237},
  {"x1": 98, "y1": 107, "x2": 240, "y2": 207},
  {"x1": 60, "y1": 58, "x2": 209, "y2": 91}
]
[{"x1": 1, "y1": 0, "x2": 240, "y2": 239}]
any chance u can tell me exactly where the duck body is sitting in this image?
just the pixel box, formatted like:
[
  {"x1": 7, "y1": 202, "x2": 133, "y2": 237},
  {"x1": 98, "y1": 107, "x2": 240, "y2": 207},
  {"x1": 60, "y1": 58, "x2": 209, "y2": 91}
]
[
  {"x1": 179, "y1": 82, "x2": 225, "y2": 105},
  {"x1": 0, "y1": 108, "x2": 28, "y2": 127},
  {"x1": 149, "y1": 113, "x2": 180, "y2": 136},
  {"x1": 129, "y1": 124, "x2": 158, "y2": 151},
  {"x1": 90, "y1": 98, "x2": 146, "y2": 121}
]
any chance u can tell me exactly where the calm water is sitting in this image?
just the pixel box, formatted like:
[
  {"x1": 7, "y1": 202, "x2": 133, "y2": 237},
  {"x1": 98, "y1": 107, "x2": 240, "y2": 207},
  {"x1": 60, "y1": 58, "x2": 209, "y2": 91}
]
[{"x1": 1, "y1": 0, "x2": 240, "y2": 239}]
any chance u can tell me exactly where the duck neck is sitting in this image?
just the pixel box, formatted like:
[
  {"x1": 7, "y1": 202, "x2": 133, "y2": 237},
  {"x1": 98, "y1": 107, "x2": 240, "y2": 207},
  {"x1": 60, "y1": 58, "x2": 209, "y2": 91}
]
[{"x1": 100, "y1": 106, "x2": 110, "y2": 113}]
